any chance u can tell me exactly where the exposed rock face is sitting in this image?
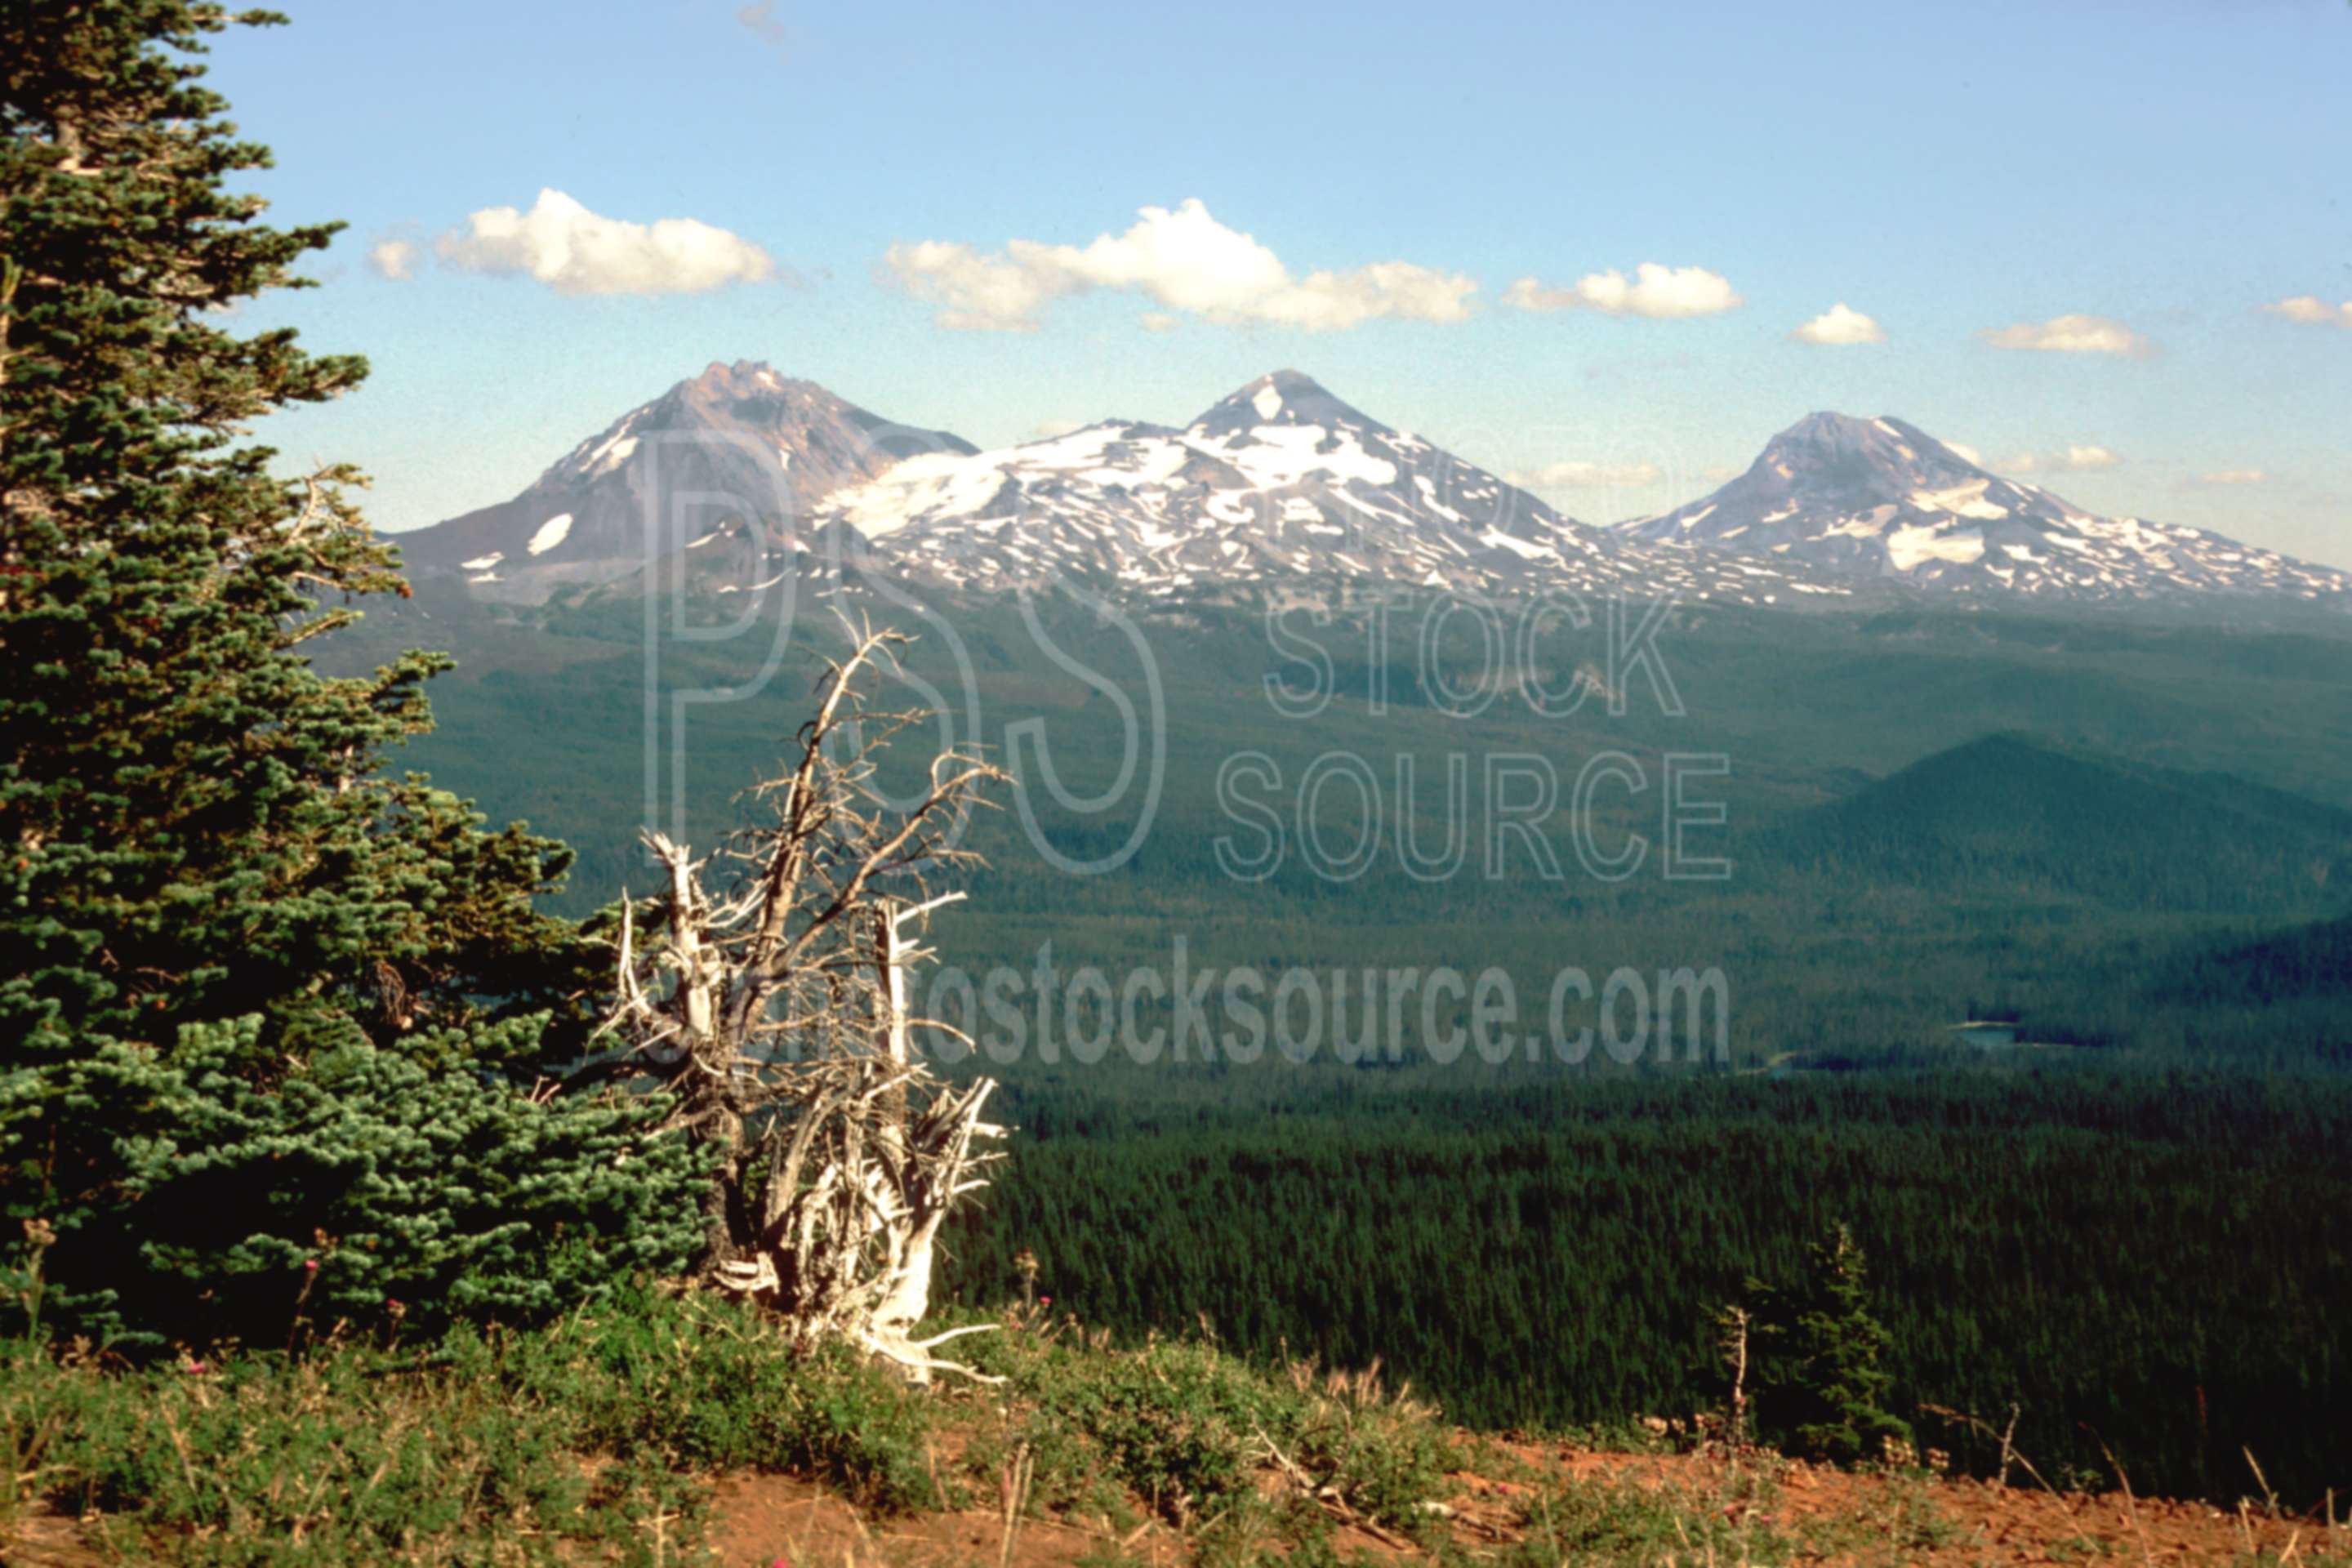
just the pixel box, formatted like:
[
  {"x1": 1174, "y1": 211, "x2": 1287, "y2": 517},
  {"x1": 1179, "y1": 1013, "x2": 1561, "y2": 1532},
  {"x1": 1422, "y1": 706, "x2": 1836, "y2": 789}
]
[{"x1": 394, "y1": 360, "x2": 973, "y2": 604}]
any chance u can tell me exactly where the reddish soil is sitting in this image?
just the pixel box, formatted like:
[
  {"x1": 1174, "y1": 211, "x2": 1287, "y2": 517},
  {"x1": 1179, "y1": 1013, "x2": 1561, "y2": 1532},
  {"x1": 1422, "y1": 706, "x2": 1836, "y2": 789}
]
[
  {"x1": 700, "y1": 1440, "x2": 2343, "y2": 1567},
  {"x1": 11, "y1": 1438, "x2": 2337, "y2": 1566}
]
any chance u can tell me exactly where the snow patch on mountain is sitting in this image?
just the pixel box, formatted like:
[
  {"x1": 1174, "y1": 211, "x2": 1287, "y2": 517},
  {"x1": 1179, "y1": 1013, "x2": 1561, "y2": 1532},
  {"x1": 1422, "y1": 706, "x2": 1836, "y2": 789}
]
[
  {"x1": 527, "y1": 514, "x2": 574, "y2": 555},
  {"x1": 821, "y1": 371, "x2": 1847, "y2": 607},
  {"x1": 394, "y1": 359, "x2": 975, "y2": 604}
]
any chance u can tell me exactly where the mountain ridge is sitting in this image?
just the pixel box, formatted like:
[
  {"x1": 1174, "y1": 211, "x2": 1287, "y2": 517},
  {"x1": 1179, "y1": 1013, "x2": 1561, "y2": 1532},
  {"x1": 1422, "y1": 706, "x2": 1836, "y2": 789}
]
[
  {"x1": 805, "y1": 368, "x2": 1851, "y2": 606},
  {"x1": 1616, "y1": 410, "x2": 2348, "y2": 604},
  {"x1": 390, "y1": 368, "x2": 2345, "y2": 617}
]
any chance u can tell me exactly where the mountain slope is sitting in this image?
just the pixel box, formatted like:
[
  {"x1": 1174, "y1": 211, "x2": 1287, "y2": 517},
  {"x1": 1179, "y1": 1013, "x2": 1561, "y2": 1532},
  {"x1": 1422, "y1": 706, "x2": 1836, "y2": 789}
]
[
  {"x1": 821, "y1": 369, "x2": 1851, "y2": 607},
  {"x1": 1619, "y1": 412, "x2": 2350, "y2": 604},
  {"x1": 394, "y1": 360, "x2": 973, "y2": 604},
  {"x1": 1762, "y1": 732, "x2": 2352, "y2": 909},
  {"x1": 2157, "y1": 912, "x2": 2352, "y2": 1009}
]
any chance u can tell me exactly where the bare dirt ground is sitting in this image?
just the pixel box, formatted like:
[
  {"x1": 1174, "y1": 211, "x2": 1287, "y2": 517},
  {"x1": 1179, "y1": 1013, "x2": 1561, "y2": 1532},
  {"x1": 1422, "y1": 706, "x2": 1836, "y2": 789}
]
[
  {"x1": 9, "y1": 1432, "x2": 2337, "y2": 1566},
  {"x1": 702, "y1": 1437, "x2": 2344, "y2": 1567}
]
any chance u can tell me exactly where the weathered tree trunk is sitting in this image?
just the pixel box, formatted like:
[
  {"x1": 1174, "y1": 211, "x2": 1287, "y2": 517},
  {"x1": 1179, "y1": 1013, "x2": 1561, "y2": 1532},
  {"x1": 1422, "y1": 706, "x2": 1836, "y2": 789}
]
[{"x1": 595, "y1": 624, "x2": 1008, "y2": 1379}]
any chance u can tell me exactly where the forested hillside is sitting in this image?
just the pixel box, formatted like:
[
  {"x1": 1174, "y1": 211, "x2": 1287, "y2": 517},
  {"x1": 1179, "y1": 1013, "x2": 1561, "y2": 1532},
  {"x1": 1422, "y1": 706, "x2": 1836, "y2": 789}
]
[
  {"x1": 1761, "y1": 733, "x2": 2352, "y2": 910},
  {"x1": 940, "y1": 1065, "x2": 2352, "y2": 1503},
  {"x1": 376, "y1": 594, "x2": 2352, "y2": 1066}
]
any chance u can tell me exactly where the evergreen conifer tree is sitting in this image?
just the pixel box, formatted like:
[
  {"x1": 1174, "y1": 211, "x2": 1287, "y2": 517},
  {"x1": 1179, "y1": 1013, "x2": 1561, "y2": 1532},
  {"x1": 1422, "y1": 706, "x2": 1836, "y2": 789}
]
[
  {"x1": 0, "y1": 2, "x2": 701, "y2": 1344},
  {"x1": 1780, "y1": 1222, "x2": 1912, "y2": 1465}
]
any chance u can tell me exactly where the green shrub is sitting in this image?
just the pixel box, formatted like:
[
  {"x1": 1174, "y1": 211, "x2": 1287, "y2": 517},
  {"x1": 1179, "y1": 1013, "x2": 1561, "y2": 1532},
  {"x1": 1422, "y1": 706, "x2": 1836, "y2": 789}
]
[
  {"x1": 2, "y1": 1335, "x2": 648, "y2": 1565},
  {"x1": 8, "y1": 1018, "x2": 710, "y2": 1350},
  {"x1": 0, "y1": 1290, "x2": 939, "y2": 1563},
  {"x1": 1508, "y1": 1474, "x2": 1802, "y2": 1568},
  {"x1": 501, "y1": 1289, "x2": 940, "y2": 1512},
  {"x1": 961, "y1": 1323, "x2": 1452, "y2": 1534}
]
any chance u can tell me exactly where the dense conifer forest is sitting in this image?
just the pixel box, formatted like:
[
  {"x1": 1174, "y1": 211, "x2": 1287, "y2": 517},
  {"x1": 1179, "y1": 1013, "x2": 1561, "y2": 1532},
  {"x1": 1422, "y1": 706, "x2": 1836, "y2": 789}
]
[{"x1": 940, "y1": 1063, "x2": 2352, "y2": 1502}]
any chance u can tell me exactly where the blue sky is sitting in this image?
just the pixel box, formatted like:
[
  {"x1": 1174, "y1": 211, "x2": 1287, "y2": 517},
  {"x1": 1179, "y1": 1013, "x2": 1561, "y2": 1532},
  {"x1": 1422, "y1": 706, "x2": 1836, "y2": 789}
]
[{"x1": 212, "y1": 0, "x2": 2351, "y2": 564}]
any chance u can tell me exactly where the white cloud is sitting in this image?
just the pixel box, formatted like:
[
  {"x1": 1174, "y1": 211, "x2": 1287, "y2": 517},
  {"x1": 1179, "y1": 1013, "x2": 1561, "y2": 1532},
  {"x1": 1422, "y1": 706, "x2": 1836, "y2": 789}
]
[
  {"x1": 367, "y1": 238, "x2": 421, "y2": 281},
  {"x1": 2000, "y1": 443, "x2": 2121, "y2": 474},
  {"x1": 436, "y1": 189, "x2": 776, "y2": 296},
  {"x1": 882, "y1": 199, "x2": 1477, "y2": 332},
  {"x1": 1502, "y1": 264, "x2": 1742, "y2": 319},
  {"x1": 881, "y1": 239, "x2": 1066, "y2": 332},
  {"x1": 1030, "y1": 418, "x2": 1089, "y2": 439},
  {"x1": 736, "y1": 0, "x2": 786, "y2": 45},
  {"x1": 1981, "y1": 313, "x2": 2152, "y2": 356},
  {"x1": 1508, "y1": 460, "x2": 1667, "y2": 491},
  {"x1": 1790, "y1": 303, "x2": 1885, "y2": 345},
  {"x1": 1942, "y1": 441, "x2": 1984, "y2": 466},
  {"x1": 2264, "y1": 296, "x2": 2352, "y2": 329},
  {"x1": 2192, "y1": 469, "x2": 2270, "y2": 487}
]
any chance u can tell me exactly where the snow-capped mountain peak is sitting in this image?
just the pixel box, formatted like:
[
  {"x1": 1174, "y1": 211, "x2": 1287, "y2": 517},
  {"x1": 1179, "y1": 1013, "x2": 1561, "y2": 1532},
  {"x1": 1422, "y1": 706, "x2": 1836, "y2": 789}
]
[
  {"x1": 1619, "y1": 412, "x2": 2350, "y2": 602},
  {"x1": 811, "y1": 371, "x2": 1845, "y2": 606},
  {"x1": 1187, "y1": 368, "x2": 1379, "y2": 439},
  {"x1": 394, "y1": 360, "x2": 971, "y2": 603},
  {"x1": 1753, "y1": 412, "x2": 1982, "y2": 492}
]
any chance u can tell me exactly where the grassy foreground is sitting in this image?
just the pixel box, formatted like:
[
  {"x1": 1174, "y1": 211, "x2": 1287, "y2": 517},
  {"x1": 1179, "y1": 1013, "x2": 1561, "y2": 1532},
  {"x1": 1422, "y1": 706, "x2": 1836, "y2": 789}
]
[
  {"x1": 0, "y1": 1290, "x2": 1451, "y2": 1566},
  {"x1": 2, "y1": 1290, "x2": 933, "y2": 1564},
  {"x1": 3, "y1": 1291, "x2": 2345, "y2": 1566}
]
